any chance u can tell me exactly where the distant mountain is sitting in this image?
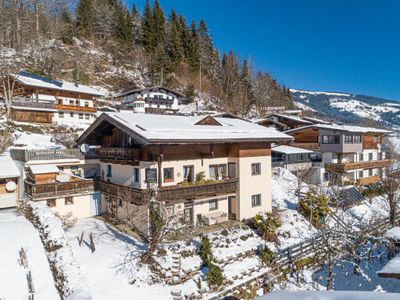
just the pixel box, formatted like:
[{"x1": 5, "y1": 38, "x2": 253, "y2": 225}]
[{"x1": 290, "y1": 89, "x2": 400, "y2": 129}]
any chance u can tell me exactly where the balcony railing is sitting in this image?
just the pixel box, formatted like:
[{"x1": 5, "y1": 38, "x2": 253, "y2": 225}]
[
  {"x1": 325, "y1": 159, "x2": 391, "y2": 173},
  {"x1": 54, "y1": 104, "x2": 97, "y2": 113},
  {"x1": 95, "y1": 178, "x2": 238, "y2": 205},
  {"x1": 98, "y1": 148, "x2": 142, "y2": 163},
  {"x1": 11, "y1": 98, "x2": 55, "y2": 110},
  {"x1": 25, "y1": 179, "x2": 95, "y2": 200},
  {"x1": 10, "y1": 148, "x2": 98, "y2": 162},
  {"x1": 356, "y1": 175, "x2": 380, "y2": 186},
  {"x1": 363, "y1": 142, "x2": 378, "y2": 150}
]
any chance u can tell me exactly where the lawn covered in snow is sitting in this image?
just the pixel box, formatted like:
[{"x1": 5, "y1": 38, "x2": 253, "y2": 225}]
[{"x1": 0, "y1": 211, "x2": 59, "y2": 299}]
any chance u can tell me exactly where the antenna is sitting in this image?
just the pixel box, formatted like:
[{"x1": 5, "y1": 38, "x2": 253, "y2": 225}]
[{"x1": 80, "y1": 144, "x2": 90, "y2": 153}]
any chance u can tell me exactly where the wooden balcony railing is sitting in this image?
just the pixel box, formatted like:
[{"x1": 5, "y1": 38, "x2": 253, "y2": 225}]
[
  {"x1": 95, "y1": 180, "x2": 151, "y2": 205},
  {"x1": 10, "y1": 148, "x2": 98, "y2": 162},
  {"x1": 98, "y1": 148, "x2": 142, "y2": 163},
  {"x1": 291, "y1": 143, "x2": 320, "y2": 151},
  {"x1": 356, "y1": 175, "x2": 379, "y2": 186},
  {"x1": 95, "y1": 178, "x2": 238, "y2": 205},
  {"x1": 25, "y1": 179, "x2": 95, "y2": 199},
  {"x1": 363, "y1": 142, "x2": 378, "y2": 150},
  {"x1": 12, "y1": 99, "x2": 55, "y2": 110},
  {"x1": 55, "y1": 104, "x2": 97, "y2": 113},
  {"x1": 325, "y1": 159, "x2": 391, "y2": 173},
  {"x1": 158, "y1": 178, "x2": 238, "y2": 202}
]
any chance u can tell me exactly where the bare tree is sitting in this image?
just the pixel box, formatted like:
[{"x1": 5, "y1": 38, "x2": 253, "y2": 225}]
[{"x1": 51, "y1": 124, "x2": 80, "y2": 148}]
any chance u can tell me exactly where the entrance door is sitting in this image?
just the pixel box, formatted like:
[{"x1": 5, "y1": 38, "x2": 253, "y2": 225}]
[
  {"x1": 228, "y1": 196, "x2": 237, "y2": 220},
  {"x1": 183, "y1": 165, "x2": 194, "y2": 182}
]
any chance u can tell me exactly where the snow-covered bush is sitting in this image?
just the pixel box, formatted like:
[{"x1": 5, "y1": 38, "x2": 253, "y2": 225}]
[
  {"x1": 55, "y1": 211, "x2": 77, "y2": 231},
  {"x1": 258, "y1": 246, "x2": 274, "y2": 266},
  {"x1": 253, "y1": 212, "x2": 281, "y2": 242},
  {"x1": 299, "y1": 188, "x2": 330, "y2": 228}
]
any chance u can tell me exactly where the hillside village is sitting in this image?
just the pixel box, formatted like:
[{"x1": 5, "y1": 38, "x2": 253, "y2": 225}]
[
  {"x1": 0, "y1": 70, "x2": 400, "y2": 300},
  {"x1": 1, "y1": 1, "x2": 400, "y2": 300}
]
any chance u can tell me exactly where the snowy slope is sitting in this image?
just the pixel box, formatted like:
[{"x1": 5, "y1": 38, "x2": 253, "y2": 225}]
[{"x1": 0, "y1": 212, "x2": 59, "y2": 299}]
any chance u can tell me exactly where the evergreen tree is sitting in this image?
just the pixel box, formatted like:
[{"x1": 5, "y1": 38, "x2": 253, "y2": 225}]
[
  {"x1": 152, "y1": 0, "x2": 166, "y2": 49},
  {"x1": 142, "y1": 0, "x2": 154, "y2": 53},
  {"x1": 196, "y1": 20, "x2": 213, "y2": 71},
  {"x1": 166, "y1": 9, "x2": 183, "y2": 71},
  {"x1": 131, "y1": 4, "x2": 141, "y2": 44},
  {"x1": 76, "y1": 0, "x2": 94, "y2": 37},
  {"x1": 61, "y1": 9, "x2": 74, "y2": 45}
]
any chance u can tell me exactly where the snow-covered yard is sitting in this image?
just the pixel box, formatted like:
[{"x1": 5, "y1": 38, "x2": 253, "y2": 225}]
[{"x1": 0, "y1": 211, "x2": 59, "y2": 299}]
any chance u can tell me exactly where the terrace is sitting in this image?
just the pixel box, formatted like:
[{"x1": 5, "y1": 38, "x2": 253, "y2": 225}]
[
  {"x1": 10, "y1": 148, "x2": 98, "y2": 162},
  {"x1": 325, "y1": 159, "x2": 391, "y2": 173}
]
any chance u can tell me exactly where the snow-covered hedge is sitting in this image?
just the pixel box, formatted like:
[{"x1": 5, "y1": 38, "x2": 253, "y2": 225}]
[{"x1": 22, "y1": 201, "x2": 91, "y2": 299}]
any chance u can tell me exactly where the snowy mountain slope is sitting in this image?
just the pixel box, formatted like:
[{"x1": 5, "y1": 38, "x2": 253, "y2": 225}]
[{"x1": 291, "y1": 89, "x2": 400, "y2": 128}]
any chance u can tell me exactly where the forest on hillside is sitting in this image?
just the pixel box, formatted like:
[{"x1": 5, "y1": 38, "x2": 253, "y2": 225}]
[{"x1": 0, "y1": 0, "x2": 293, "y2": 115}]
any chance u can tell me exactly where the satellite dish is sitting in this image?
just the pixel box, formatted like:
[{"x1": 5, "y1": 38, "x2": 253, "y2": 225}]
[
  {"x1": 5, "y1": 181, "x2": 16, "y2": 192},
  {"x1": 80, "y1": 144, "x2": 90, "y2": 153}
]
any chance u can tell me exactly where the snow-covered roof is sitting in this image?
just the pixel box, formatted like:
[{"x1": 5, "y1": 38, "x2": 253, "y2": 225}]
[
  {"x1": 268, "y1": 113, "x2": 313, "y2": 124},
  {"x1": 117, "y1": 86, "x2": 185, "y2": 98},
  {"x1": 29, "y1": 164, "x2": 59, "y2": 175},
  {"x1": 272, "y1": 145, "x2": 313, "y2": 154},
  {"x1": 0, "y1": 156, "x2": 20, "y2": 179},
  {"x1": 301, "y1": 116, "x2": 331, "y2": 124},
  {"x1": 78, "y1": 112, "x2": 293, "y2": 145},
  {"x1": 259, "y1": 290, "x2": 400, "y2": 300},
  {"x1": 285, "y1": 123, "x2": 392, "y2": 135},
  {"x1": 13, "y1": 71, "x2": 105, "y2": 97},
  {"x1": 385, "y1": 227, "x2": 400, "y2": 241},
  {"x1": 378, "y1": 254, "x2": 400, "y2": 278}
]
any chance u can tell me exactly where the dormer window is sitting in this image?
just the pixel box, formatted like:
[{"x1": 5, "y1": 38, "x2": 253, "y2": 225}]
[{"x1": 194, "y1": 116, "x2": 222, "y2": 126}]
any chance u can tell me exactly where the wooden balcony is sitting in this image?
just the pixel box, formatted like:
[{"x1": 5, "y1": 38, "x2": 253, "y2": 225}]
[
  {"x1": 25, "y1": 179, "x2": 95, "y2": 200},
  {"x1": 55, "y1": 104, "x2": 97, "y2": 113},
  {"x1": 363, "y1": 142, "x2": 378, "y2": 150},
  {"x1": 356, "y1": 175, "x2": 379, "y2": 186},
  {"x1": 291, "y1": 143, "x2": 320, "y2": 151},
  {"x1": 98, "y1": 148, "x2": 142, "y2": 164},
  {"x1": 11, "y1": 99, "x2": 55, "y2": 110},
  {"x1": 325, "y1": 159, "x2": 391, "y2": 173},
  {"x1": 158, "y1": 178, "x2": 238, "y2": 203},
  {"x1": 95, "y1": 178, "x2": 238, "y2": 205}
]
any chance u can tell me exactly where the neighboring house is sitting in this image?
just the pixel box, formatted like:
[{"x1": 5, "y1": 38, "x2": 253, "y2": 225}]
[
  {"x1": 271, "y1": 145, "x2": 314, "y2": 176},
  {"x1": 0, "y1": 155, "x2": 21, "y2": 209},
  {"x1": 117, "y1": 86, "x2": 187, "y2": 114},
  {"x1": 286, "y1": 124, "x2": 392, "y2": 186},
  {"x1": 77, "y1": 112, "x2": 292, "y2": 229},
  {"x1": 0, "y1": 71, "x2": 104, "y2": 126},
  {"x1": 256, "y1": 113, "x2": 313, "y2": 131},
  {"x1": 10, "y1": 147, "x2": 101, "y2": 218}
]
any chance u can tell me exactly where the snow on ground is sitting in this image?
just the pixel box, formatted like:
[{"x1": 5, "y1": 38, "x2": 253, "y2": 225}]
[
  {"x1": 261, "y1": 290, "x2": 400, "y2": 300},
  {"x1": 384, "y1": 227, "x2": 400, "y2": 240},
  {"x1": 294, "y1": 101, "x2": 316, "y2": 112},
  {"x1": 272, "y1": 168, "x2": 318, "y2": 249},
  {"x1": 14, "y1": 131, "x2": 57, "y2": 149},
  {"x1": 378, "y1": 254, "x2": 400, "y2": 276},
  {"x1": 0, "y1": 211, "x2": 59, "y2": 299}
]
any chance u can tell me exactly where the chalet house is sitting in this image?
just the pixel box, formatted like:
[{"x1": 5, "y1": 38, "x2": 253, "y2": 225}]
[
  {"x1": 77, "y1": 112, "x2": 292, "y2": 229},
  {"x1": 0, "y1": 155, "x2": 21, "y2": 209},
  {"x1": 117, "y1": 86, "x2": 186, "y2": 114},
  {"x1": 285, "y1": 124, "x2": 392, "y2": 186},
  {"x1": 1, "y1": 71, "x2": 104, "y2": 126},
  {"x1": 271, "y1": 145, "x2": 314, "y2": 176},
  {"x1": 10, "y1": 147, "x2": 101, "y2": 218}
]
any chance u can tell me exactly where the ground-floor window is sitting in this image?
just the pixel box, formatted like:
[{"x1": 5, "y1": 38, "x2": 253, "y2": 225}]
[
  {"x1": 369, "y1": 169, "x2": 373, "y2": 176},
  {"x1": 65, "y1": 197, "x2": 74, "y2": 205},
  {"x1": 358, "y1": 171, "x2": 363, "y2": 178},
  {"x1": 251, "y1": 194, "x2": 261, "y2": 207},
  {"x1": 209, "y1": 199, "x2": 218, "y2": 211},
  {"x1": 47, "y1": 199, "x2": 56, "y2": 207}
]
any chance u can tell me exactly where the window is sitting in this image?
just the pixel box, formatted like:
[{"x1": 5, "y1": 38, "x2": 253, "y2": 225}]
[
  {"x1": 369, "y1": 169, "x2": 373, "y2": 176},
  {"x1": 106, "y1": 165, "x2": 112, "y2": 177},
  {"x1": 209, "y1": 164, "x2": 227, "y2": 180},
  {"x1": 209, "y1": 199, "x2": 218, "y2": 211},
  {"x1": 57, "y1": 99, "x2": 62, "y2": 105},
  {"x1": 322, "y1": 135, "x2": 340, "y2": 144},
  {"x1": 209, "y1": 164, "x2": 219, "y2": 180},
  {"x1": 323, "y1": 172, "x2": 329, "y2": 181},
  {"x1": 359, "y1": 153, "x2": 364, "y2": 161},
  {"x1": 69, "y1": 100, "x2": 74, "y2": 105},
  {"x1": 251, "y1": 163, "x2": 261, "y2": 175},
  {"x1": 145, "y1": 168, "x2": 157, "y2": 183},
  {"x1": 183, "y1": 165, "x2": 194, "y2": 182},
  {"x1": 47, "y1": 199, "x2": 56, "y2": 207},
  {"x1": 251, "y1": 194, "x2": 261, "y2": 207},
  {"x1": 59, "y1": 112, "x2": 64, "y2": 118},
  {"x1": 345, "y1": 135, "x2": 362, "y2": 144},
  {"x1": 65, "y1": 197, "x2": 74, "y2": 205},
  {"x1": 118, "y1": 199, "x2": 123, "y2": 207},
  {"x1": 79, "y1": 113, "x2": 83, "y2": 119},
  {"x1": 358, "y1": 171, "x2": 363, "y2": 178},
  {"x1": 163, "y1": 168, "x2": 174, "y2": 183},
  {"x1": 70, "y1": 112, "x2": 74, "y2": 118},
  {"x1": 369, "y1": 153, "x2": 373, "y2": 161},
  {"x1": 218, "y1": 164, "x2": 227, "y2": 178},
  {"x1": 85, "y1": 101, "x2": 89, "y2": 107},
  {"x1": 85, "y1": 114, "x2": 89, "y2": 120},
  {"x1": 133, "y1": 168, "x2": 139, "y2": 183},
  {"x1": 373, "y1": 136, "x2": 379, "y2": 143}
]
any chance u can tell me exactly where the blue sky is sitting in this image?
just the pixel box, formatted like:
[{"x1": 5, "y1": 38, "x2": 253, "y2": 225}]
[{"x1": 128, "y1": 0, "x2": 400, "y2": 100}]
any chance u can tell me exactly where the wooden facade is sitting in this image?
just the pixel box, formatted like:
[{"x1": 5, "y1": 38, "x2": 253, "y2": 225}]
[
  {"x1": 325, "y1": 159, "x2": 391, "y2": 173},
  {"x1": 11, "y1": 108, "x2": 53, "y2": 123}
]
